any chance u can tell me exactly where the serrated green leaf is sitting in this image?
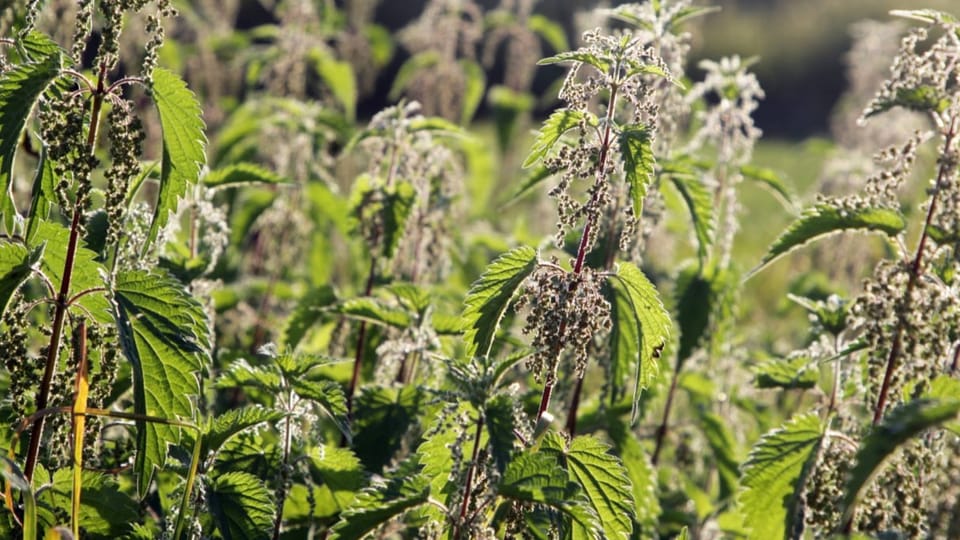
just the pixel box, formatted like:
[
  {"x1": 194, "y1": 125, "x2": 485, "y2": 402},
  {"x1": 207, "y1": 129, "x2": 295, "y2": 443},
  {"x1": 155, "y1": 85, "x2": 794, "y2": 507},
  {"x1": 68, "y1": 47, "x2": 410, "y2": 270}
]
[
  {"x1": 283, "y1": 284, "x2": 338, "y2": 349},
  {"x1": 205, "y1": 405, "x2": 284, "y2": 456},
  {"x1": 697, "y1": 411, "x2": 740, "y2": 501},
  {"x1": 329, "y1": 461, "x2": 431, "y2": 540},
  {"x1": 753, "y1": 356, "x2": 818, "y2": 390},
  {"x1": 309, "y1": 48, "x2": 357, "y2": 121},
  {"x1": 203, "y1": 162, "x2": 289, "y2": 190},
  {"x1": 542, "y1": 434, "x2": 635, "y2": 539},
  {"x1": 926, "y1": 376, "x2": 960, "y2": 435},
  {"x1": 739, "y1": 412, "x2": 824, "y2": 540},
  {"x1": 620, "y1": 126, "x2": 656, "y2": 221},
  {"x1": 304, "y1": 444, "x2": 366, "y2": 516},
  {"x1": 669, "y1": 5, "x2": 722, "y2": 28},
  {"x1": 667, "y1": 175, "x2": 714, "y2": 267},
  {"x1": 673, "y1": 264, "x2": 717, "y2": 365},
  {"x1": 739, "y1": 165, "x2": 796, "y2": 213},
  {"x1": 890, "y1": 8, "x2": 959, "y2": 23},
  {"x1": 31, "y1": 221, "x2": 111, "y2": 322},
  {"x1": 0, "y1": 47, "x2": 61, "y2": 233},
  {"x1": 460, "y1": 58, "x2": 485, "y2": 125},
  {"x1": 498, "y1": 445, "x2": 599, "y2": 534},
  {"x1": 336, "y1": 297, "x2": 412, "y2": 329},
  {"x1": 501, "y1": 164, "x2": 553, "y2": 207},
  {"x1": 527, "y1": 14, "x2": 568, "y2": 53},
  {"x1": 352, "y1": 386, "x2": 424, "y2": 472},
  {"x1": 607, "y1": 415, "x2": 659, "y2": 530},
  {"x1": 461, "y1": 245, "x2": 538, "y2": 358},
  {"x1": 208, "y1": 471, "x2": 275, "y2": 540},
  {"x1": 748, "y1": 203, "x2": 906, "y2": 278},
  {"x1": 866, "y1": 85, "x2": 951, "y2": 118},
  {"x1": 485, "y1": 394, "x2": 519, "y2": 475},
  {"x1": 46, "y1": 469, "x2": 138, "y2": 536},
  {"x1": 786, "y1": 293, "x2": 849, "y2": 336},
  {"x1": 0, "y1": 242, "x2": 42, "y2": 317},
  {"x1": 537, "y1": 50, "x2": 609, "y2": 73},
  {"x1": 523, "y1": 108, "x2": 593, "y2": 168},
  {"x1": 114, "y1": 269, "x2": 210, "y2": 496},
  {"x1": 841, "y1": 398, "x2": 960, "y2": 525},
  {"x1": 384, "y1": 181, "x2": 416, "y2": 260},
  {"x1": 215, "y1": 358, "x2": 283, "y2": 393},
  {"x1": 605, "y1": 279, "x2": 639, "y2": 404},
  {"x1": 147, "y1": 67, "x2": 207, "y2": 251},
  {"x1": 608, "y1": 262, "x2": 671, "y2": 420},
  {"x1": 24, "y1": 142, "x2": 55, "y2": 243},
  {"x1": 18, "y1": 30, "x2": 66, "y2": 61},
  {"x1": 389, "y1": 51, "x2": 440, "y2": 101},
  {"x1": 291, "y1": 378, "x2": 351, "y2": 441}
]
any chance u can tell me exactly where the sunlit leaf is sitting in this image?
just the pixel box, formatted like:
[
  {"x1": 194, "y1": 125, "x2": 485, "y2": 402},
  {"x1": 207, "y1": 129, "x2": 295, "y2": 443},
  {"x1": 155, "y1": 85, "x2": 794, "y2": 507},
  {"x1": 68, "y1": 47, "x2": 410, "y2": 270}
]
[
  {"x1": 114, "y1": 270, "x2": 210, "y2": 496},
  {"x1": 208, "y1": 471, "x2": 275, "y2": 540},
  {"x1": 542, "y1": 433, "x2": 635, "y2": 539},
  {"x1": 753, "y1": 356, "x2": 818, "y2": 390},
  {"x1": 0, "y1": 38, "x2": 60, "y2": 233},
  {"x1": 203, "y1": 162, "x2": 289, "y2": 190},
  {"x1": 748, "y1": 203, "x2": 906, "y2": 278},
  {"x1": 619, "y1": 125, "x2": 656, "y2": 222},
  {"x1": 841, "y1": 398, "x2": 960, "y2": 525},
  {"x1": 309, "y1": 48, "x2": 357, "y2": 121},
  {"x1": 497, "y1": 445, "x2": 599, "y2": 535},
  {"x1": 739, "y1": 165, "x2": 796, "y2": 213},
  {"x1": 667, "y1": 175, "x2": 714, "y2": 267},
  {"x1": 147, "y1": 68, "x2": 207, "y2": 251},
  {"x1": 283, "y1": 285, "x2": 338, "y2": 349},
  {"x1": 460, "y1": 58, "x2": 486, "y2": 125},
  {"x1": 739, "y1": 412, "x2": 824, "y2": 540},
  {"x1": 0, "y1": 243, "x2": 43, "y2": 317},
  {"x1": 461, "y1": 245, "x2": 538, "y2": 358},
  {"x1": 523, "y1": 108, "x2": 595, "y2": 168},
  {"x1": 537, "y1": 50, "x2": 609, "y2": 73},
  {"x1": 329, "y1": 461, "x2": 430, "y2": 540},
  {"x1": 607, "y1": 262, "x2": 671, "y2": 420},
  {"x1": 204, "y1": 405, "x2": 284, "y2": 456}
]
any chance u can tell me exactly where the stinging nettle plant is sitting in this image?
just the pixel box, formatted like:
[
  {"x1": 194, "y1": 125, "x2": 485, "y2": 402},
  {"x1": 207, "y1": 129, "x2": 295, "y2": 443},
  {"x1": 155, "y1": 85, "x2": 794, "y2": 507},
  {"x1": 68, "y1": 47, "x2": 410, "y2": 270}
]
[{"x1": 740, "y1": 8, "x2": 960, "y2": 539}]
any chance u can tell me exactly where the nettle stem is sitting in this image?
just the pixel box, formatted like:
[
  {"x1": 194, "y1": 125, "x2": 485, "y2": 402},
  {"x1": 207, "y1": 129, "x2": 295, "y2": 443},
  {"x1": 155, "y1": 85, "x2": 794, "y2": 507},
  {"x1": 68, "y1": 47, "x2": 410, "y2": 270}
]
[
  {"x1": 453, "y1": 413, "x2": 485, "y2": 539},
  {"x1": 651, "y1": 357, "x2": 681, "y2": 465},
  {"x1": 542, "y1": 81, "x2": 620, "y2": 427},
  {"x1": 24, "y1": 63, "x2": 107, "y2": 481},
  {"x1": 346, "y1": 257, "x2": 377, "y2": 416},
  {"x1": 872, "y1": 115, "x2": 957, "y2": 425}
]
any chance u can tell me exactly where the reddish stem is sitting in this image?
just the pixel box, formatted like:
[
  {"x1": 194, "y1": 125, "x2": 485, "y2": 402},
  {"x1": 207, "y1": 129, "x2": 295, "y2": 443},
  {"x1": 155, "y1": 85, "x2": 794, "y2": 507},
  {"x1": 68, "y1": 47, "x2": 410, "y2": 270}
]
[
  {"x1": 453, "y1": 413, "x2": 485, "y2": 539},
  {"x1": 651, "y1": 358, "x2": 681, "y2": 465},
  {"x1": 345, "y1": 258, "x2": 377, "y2": 416},
  {"x1": 537, "y1": 83, "x2": 621, "y2": 423},
  {"x1": 873, "y1": 117, "x2": 957, "y2": 425},
  {"x1": 24, "y1": 62, "x2": 107, "y2": 481}
]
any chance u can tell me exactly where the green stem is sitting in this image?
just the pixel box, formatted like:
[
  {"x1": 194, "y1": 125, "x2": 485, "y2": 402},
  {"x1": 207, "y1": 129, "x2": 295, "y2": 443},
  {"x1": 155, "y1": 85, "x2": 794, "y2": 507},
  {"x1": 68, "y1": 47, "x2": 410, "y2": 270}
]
[{"x1": 172, "y1": 431, "x2": 204, "y2": 540}]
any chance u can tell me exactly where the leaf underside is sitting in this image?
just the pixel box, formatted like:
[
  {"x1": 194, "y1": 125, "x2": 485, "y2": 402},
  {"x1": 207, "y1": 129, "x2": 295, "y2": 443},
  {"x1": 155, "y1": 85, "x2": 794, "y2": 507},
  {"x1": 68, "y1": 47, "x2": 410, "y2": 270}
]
[{"x1": 749, "y1": 203, "x2": 906, "y2": 278}]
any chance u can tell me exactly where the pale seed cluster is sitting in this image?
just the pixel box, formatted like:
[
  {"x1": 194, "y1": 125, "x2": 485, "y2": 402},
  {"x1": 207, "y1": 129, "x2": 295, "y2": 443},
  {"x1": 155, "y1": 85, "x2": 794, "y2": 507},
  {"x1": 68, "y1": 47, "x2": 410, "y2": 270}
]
[{"x1": 516, "y1": 264, "x2": 612, "y2": 384}]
